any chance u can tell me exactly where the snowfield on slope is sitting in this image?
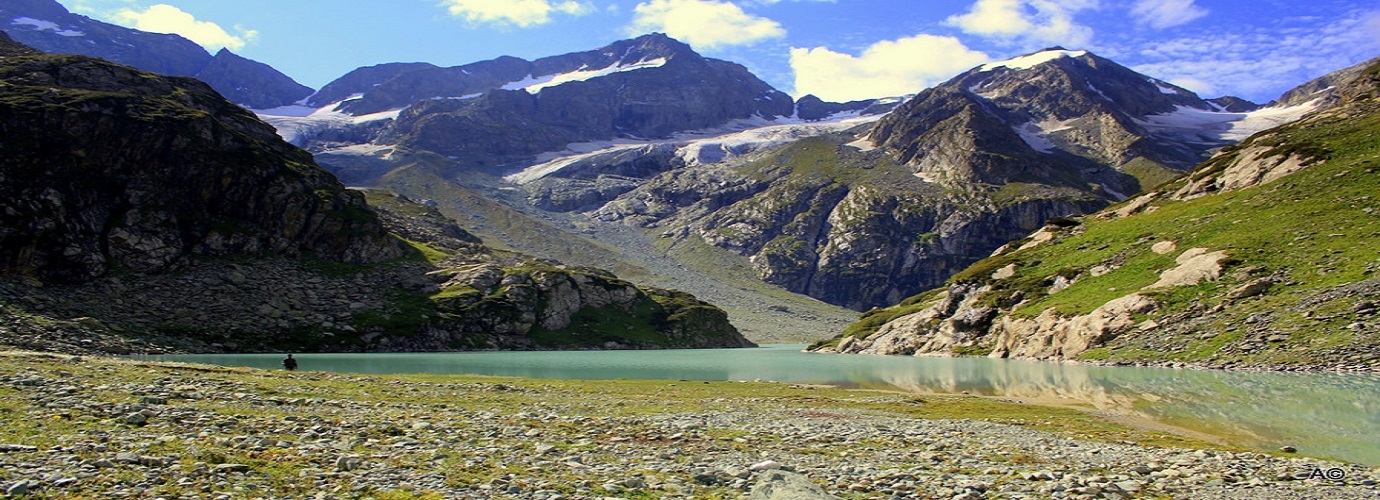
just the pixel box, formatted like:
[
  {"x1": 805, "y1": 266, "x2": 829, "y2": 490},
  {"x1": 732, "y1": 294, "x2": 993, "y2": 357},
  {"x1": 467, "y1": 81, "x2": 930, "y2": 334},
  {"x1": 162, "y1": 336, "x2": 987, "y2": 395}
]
[
  {"x1": 253, "y1": 96, "x2": 402, "y2": 145},
  {"x1": 503, "y1": 112, "x2": 884, "y2": 185}
]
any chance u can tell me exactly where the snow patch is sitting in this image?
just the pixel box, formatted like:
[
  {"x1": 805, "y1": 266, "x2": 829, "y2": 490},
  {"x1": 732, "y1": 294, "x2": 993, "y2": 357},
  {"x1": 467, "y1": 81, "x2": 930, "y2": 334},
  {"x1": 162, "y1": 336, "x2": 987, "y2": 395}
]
[
  {"x1": 1136, "y1": 99, "x2": 1320, "y2": 145},
  {"x1": 1012, "y1": 119, "x2": 1075, "y2": 154},
  {"x1": 845, "y1": 136, "x2": 877, "y2": 152},
  {"x1": 321, "y1": 143, "x2": 395, "y2": 157},
  {"x1": 504, "y1": 112, "x2": 883, "y2": 185},
  {"x1": 11, "y1": 17, "x2": 84, "y2": 37},
  {"x1": 1150, "y1": 79, "x2": 1183, "y2": 96},
  {"x1": 253, "y1": 102, "x2": 403, "y2": 145},
  {"x1": 502, "y1": 58, "x2": 669, "y2": 94},
  {"x1": 913, "y1": 171, "x2": 940, "y2": 184},
  {"x1": 980, "y1": 50, "x2": 1086, "y2": 72},
  {"x1": 1014, "y1": 123, "x2": 1056, "y2": 153}
]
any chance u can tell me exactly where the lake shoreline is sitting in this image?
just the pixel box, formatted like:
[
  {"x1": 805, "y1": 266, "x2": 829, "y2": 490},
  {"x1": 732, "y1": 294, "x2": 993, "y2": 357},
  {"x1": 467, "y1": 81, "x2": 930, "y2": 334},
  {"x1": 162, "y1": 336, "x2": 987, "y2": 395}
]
[
  {"x1": 1, "y1": 350, "x2": 1377, "y2": 499},
  {"x1": 5, "y1": 312, "x2": 1376, "y2": 375}
]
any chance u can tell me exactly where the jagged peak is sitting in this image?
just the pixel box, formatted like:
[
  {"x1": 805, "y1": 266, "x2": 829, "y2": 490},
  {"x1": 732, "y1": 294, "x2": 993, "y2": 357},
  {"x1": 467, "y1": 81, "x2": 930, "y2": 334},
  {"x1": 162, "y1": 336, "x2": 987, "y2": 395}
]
[{"x1": 596, "y1": 32, "x2": 699, "y2": 65}]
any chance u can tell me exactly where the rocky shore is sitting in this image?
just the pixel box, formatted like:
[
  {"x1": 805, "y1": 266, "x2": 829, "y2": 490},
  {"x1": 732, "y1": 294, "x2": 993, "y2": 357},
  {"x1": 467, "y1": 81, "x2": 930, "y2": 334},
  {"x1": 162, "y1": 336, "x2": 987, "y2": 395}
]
[{"x1": 0, "y1": 352, "x2": 1376, "y2": 499}]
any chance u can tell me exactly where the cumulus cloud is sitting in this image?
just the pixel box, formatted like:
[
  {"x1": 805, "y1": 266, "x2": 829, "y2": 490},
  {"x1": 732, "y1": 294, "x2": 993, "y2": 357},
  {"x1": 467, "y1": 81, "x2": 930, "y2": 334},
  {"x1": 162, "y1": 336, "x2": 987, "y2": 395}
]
[
  {"x1": 1130, "y1": 0, "x2": 1208, "y2": 29},
  {"x1": 441, "y1": 0, "x2": 593, "y2": 28},
  {"x1": 627, "y1": 0, "x2": 786, "y2": 49},
  {"x1": 113, "y1": 4, "x2": 256, "y2": 51},
  {"x1": 790, "y1": 35, "x2": 990, "y2": 101},
  {"x1": 946, "y1": 0, "x2": 1096, "y2": 48}
]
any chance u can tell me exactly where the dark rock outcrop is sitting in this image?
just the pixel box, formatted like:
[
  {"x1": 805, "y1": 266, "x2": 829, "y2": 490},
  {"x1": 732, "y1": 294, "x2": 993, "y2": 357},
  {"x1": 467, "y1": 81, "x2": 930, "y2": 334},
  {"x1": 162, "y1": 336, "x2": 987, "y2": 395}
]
[
  {"x1": 0, "y1": 49, "x2": 404, "y2": 283},
  {"x1": 0, "y1": 30, "x2": 38, "y2": 56}
]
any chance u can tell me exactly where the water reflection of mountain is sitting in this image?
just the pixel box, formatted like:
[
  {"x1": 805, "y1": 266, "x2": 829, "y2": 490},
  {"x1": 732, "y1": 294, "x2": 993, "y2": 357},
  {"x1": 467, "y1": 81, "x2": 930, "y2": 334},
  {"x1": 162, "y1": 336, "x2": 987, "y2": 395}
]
[{"x1": 854, "y1": 356, "x2": 1378, "y2": 465}]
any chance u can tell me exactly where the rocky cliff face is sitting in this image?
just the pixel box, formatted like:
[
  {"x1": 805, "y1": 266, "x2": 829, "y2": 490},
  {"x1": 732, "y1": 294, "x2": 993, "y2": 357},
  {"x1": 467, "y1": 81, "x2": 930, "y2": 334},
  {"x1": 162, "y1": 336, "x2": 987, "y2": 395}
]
[
  {"x1": 0, "y1": 191, "x2": 753, "y2": 353},
  {"x1": 591, "y1": 135, "x2": 1106, "y2": 310},
  {"x1": 1, "y1": 0, "x2": 312, "y2": 108},
  {"x1": 812, "y1": 59, "x2": 1380, "y2": 371},
  {"x1": 0, "y1": 48, "x2": 404, "y2": 283}
]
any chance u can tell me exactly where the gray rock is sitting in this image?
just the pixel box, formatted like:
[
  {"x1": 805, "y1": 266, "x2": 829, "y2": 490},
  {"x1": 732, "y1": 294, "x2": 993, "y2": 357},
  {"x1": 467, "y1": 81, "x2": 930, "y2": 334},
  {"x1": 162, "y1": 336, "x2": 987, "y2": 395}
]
[
  {"x1": 213, "y1": 463, "x2": 251, "y2": 473},
  {"x1": 335, "y1": 455, "x2": 364, "y2": 472},
  {"x1": 6, "y1": 480, "x2": 31, "y2": 496},
  {"x1": 748, "y1": 471, "x2": 841, "y2": 500}
]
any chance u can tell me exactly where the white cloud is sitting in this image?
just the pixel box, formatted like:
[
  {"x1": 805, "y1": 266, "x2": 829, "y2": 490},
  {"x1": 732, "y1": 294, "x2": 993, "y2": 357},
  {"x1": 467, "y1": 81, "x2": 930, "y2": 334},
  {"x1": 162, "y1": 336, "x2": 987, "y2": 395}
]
[
  {"x1": 1166, "y1": 76, "x2": 1213, "y2": 96},
  {"x1": 627, "y1": 0, "x2": 786, "y2": 49},
  {"x1": 1130, "y1": 0, "x2": 1207, "y2": 29},
  {"x1": 1127, "y1": 10, "x2": 1380, "y2": 101},
  {"x1": 946, "y1": 0, "x2": 1096, "y2": 48},
  {"x1": 440, "y1": 0, "x2": 593, "y2": 28},
  {"x1": 112, "y1": 4, "x2": 256, "y2": 51},
  {"x1": 790, "y1": 35, "x2": 991, "y2": 101}
]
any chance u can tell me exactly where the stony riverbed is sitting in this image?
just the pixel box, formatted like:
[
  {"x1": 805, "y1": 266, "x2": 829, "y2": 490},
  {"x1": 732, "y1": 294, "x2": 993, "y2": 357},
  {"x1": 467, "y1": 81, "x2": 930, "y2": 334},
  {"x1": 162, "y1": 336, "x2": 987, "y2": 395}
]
[{"x1": 0, "y1": 352, "x2": 1376, "y2": 499}]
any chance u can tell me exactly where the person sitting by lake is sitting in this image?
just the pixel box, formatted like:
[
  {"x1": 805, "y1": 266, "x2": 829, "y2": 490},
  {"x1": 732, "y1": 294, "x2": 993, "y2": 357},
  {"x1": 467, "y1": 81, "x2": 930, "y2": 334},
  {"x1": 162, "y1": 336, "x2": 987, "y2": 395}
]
[{"x1": 282, "y1": 354, "x2": 298, "y2": 371}]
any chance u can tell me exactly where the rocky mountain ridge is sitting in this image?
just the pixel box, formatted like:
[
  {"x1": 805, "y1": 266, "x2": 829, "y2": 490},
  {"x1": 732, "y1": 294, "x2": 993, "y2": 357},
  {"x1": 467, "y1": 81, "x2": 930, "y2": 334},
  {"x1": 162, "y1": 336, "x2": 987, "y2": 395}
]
[
  {"x1": 809, "y1": 58, "x2": 1380, "y2": 370},
  {"x1": 499, "y1": 48, "x2": 1314, "y2": 311},
  {"x1": 292, "y1": 34, "x2": 799, "y2": 175},
  {"x1": 0, "y1": 0, "x2": 312, "y2": 108},
  {"x1": 0, "y1": 37, "x2": 752, "y2": 353},
  {"x1": 261, "y1": 37, "x2": 1356, "y2": 327}
]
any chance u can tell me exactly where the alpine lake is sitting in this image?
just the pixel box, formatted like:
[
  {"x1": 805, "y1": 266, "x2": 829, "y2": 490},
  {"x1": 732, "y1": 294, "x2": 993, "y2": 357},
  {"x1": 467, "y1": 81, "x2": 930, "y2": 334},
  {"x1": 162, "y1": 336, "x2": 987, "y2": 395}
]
[{"x1": 135, "y1": 345, "x2": 1380, "y2": 466}]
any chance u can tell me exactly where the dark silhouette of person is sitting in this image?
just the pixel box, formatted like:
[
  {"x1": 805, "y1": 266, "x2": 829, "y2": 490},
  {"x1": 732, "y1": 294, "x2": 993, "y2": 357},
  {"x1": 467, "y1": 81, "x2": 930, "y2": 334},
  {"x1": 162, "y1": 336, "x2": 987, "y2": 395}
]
[{"x1": 282, "y1": 354, "x2": 298, "y2": 371}]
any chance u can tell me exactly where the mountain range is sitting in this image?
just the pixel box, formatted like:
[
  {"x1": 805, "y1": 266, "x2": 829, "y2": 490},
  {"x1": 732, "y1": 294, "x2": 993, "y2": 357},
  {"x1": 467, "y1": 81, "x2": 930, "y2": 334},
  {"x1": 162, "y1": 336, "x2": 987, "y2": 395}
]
[
  {"x1": 259, "y1": 35, "x2": 1329, "y2": 325},
  {"x1": 0, "y1": 0, "x2": 312, "y2": 109},
  {"x1": 811, "y1": 58, "x2": 1380, "y2": 370}
]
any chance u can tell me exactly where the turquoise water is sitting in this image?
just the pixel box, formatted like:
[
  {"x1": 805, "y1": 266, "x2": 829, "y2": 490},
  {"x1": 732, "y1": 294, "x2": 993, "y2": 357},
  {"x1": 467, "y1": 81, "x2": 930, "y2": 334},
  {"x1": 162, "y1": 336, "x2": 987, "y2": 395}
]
[{"x1": 136, "y1": 345, "x2": 1380, "y2": 465}]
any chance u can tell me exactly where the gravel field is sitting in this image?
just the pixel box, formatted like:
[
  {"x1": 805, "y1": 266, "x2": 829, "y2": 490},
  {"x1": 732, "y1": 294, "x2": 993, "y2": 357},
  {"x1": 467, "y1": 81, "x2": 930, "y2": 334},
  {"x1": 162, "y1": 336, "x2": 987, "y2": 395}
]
[{"x1": 0, "y1": 351, "x2": 1376, "y2": 499}]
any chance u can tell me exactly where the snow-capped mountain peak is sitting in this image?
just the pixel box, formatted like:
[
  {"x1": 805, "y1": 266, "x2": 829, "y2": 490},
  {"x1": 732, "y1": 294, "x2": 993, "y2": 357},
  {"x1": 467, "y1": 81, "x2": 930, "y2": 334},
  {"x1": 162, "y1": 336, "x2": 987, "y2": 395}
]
[{"x1": 979, "y1": 48, "x2": 1087, "y2": 72}]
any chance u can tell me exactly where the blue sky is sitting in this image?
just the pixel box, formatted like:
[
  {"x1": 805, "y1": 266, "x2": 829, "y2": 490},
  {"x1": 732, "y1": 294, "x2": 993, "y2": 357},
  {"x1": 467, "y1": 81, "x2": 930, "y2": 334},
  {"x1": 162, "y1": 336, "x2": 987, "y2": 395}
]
[{"x1": 60, "y1": 0, "x2": 1380, "y2": 103}]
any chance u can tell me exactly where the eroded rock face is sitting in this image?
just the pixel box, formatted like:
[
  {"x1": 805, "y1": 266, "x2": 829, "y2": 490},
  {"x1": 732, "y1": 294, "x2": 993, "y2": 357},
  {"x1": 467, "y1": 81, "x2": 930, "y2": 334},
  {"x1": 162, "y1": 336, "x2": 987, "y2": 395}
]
[
  {"x1": 0, "y1": 50, "x2": 404, "y2": 283},
  {"x1": 988, "y1": 294, "x2": 1158, "y2": 360}
]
